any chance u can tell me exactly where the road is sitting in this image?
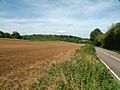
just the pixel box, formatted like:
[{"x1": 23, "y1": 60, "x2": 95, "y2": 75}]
[{"x1": 96, "y1": 47, "x2": 120, "y2": 82}]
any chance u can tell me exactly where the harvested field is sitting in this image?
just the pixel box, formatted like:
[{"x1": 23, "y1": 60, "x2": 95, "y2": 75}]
[{"x1": 0, "y1": 39, "x2": 81, "y2": 90}]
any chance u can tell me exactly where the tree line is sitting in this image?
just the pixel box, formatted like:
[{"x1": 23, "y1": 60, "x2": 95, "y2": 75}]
[
  {"x1": 0, "y1": 30, "x2": 84, "y2": 43},
  {"x1": 22, "y1": 34, "x2": 83, "y2": 43},
  {"x1": 90, "y1": 22, "x2": 120, "y2": 50},
  {"x1": 0, "y1": 31, "x2": 22, "y2": 39}
]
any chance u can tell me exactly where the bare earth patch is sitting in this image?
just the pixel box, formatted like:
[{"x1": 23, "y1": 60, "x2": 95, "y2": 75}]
[{"x1": 0, "y1": 39, "x2": 82, "y2": 90}]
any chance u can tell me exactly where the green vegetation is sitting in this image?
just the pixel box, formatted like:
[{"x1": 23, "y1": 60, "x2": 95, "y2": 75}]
[
  {"x1": 12, "y1": 31, "x2": 22, "y2": 39},
  {"x1": 31, "y1": 45, "x2": 120, "y2": 90},
  {"x1": 22, "y1": 34, "x2": 84, "y2": 43},
  {"x1": 0, "y1": 31, "x2": 22, "y2": 39},
  {"x1": 0, "y1": 31, "x2": 5, "y2": 38},
  {"x1": 90, "y1": 28, "x2": 103, "y2": 44},
  {"x1": 0, "y1": 30, "x2": 89, "y2": 43},
  {"x1": 90, "y1": 22, "x2": 120, "y2": 51},
  {"x1": 102, "y1": 23, "x2": 120, "y2": 50}
]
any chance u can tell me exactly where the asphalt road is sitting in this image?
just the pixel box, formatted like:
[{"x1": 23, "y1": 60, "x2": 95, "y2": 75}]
[{"x1": 96, "y1": 47, "x2": 120, "y2": 82}]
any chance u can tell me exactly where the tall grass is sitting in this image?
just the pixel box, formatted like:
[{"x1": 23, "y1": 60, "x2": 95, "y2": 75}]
[{"x1": 31, "y1": 45, "x2": 120, "y2": 90}]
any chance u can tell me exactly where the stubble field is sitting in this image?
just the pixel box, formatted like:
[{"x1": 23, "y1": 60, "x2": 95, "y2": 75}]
[{"x1": 0, "y1": 39, "x2": 81, "y2": 89}]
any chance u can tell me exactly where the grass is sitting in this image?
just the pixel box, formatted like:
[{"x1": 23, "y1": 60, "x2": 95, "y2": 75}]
[
  {"x1": 31, "y1": 44, "x2": 120, "y2": 90},
  {"x1": 112, "y1": 50, "x2": 120, "y2": 54}
]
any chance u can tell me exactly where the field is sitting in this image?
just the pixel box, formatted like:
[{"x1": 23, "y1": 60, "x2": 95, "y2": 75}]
[
  {"x1": 32, "y1": 45, "x2": 120, "y2": 90},
  {"x1": 0, "y1": 39, "x2": 81, "y2": 90}
]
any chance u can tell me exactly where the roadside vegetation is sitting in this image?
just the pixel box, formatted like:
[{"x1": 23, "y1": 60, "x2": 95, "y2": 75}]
[
  {"x1": 31, "y1": 45, "x2": 120, "y2": 90},
  {"x1": 90, "y1": 22, "x2": 120, "y2": 51}
]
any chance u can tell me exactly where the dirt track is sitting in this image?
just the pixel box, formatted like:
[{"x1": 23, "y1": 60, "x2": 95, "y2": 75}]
[{"x1": 0, "y1": 39, "x2": 81, "y2": 89}]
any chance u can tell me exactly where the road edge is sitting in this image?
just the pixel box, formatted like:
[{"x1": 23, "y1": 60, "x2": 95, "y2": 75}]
[{"x1": 96, "y1": 53, "x2": 120, "y2": 82}]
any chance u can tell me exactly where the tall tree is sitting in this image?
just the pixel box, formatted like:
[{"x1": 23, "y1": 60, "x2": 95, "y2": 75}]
[
  {"x1": 90, "y1": 28, "x2": 103, "y2": 44},
  {"x1": 95, "y1": 34, "x2": 104, "y2": 46},
  {"x1": 4, "y1": 32, "x2": 12, "y2": 38},
  {"x1": 12, "y1": 31, "x2": 21, "y2": 39},
  {"x1": 103, "y1": 23, "x2": 120, "y2": 50},
  {"x1": 0, "y1": 31, "x2": 4, "y2": 38}
]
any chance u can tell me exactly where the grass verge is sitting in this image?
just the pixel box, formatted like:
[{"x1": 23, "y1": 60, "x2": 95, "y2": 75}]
[{"x1": 31, "y1": 44, "x2": 120, "y2": 90}]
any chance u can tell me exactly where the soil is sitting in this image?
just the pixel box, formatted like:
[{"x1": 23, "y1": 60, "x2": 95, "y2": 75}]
[{"x1": 0, "y1": 39, "x2": 81, "y2": 90}]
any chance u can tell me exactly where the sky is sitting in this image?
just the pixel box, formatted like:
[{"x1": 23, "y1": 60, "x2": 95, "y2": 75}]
[{"x1": 0, "y1": 0, "x2": 120, "y2": 38}]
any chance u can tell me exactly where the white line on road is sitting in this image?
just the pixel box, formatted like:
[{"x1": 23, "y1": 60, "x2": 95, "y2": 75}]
[
  {"x1": 110, "y1": 55, "x2": 120, "y2": 62},
  {"x1": 96, "y1": 54, "x2": 120, "y2": 82},
  {"x1": 99, "y1": 50, "x2": 120, "y2": 62},
  {"x1": 100, "y1": 50, "x2": 109, "y2": 56}
]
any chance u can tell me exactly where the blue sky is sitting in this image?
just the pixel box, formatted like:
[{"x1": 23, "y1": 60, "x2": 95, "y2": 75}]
[{"x1": 0, "y1": 0, "x2": 120, "y2": 38}]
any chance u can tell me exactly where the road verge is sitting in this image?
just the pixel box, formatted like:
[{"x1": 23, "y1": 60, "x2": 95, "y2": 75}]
[{"x1": 31, "y1": 45, "x2": 120, "y2": 90}]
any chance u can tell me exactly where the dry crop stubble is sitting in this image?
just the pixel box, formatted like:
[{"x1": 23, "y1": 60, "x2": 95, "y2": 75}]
[{"x1": 0, "y1": 39, "x2": 82, "y2": 90}]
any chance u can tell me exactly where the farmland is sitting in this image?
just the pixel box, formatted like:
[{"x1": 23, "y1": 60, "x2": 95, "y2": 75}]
[
  {"x1": 32, "y1": 45, "x2": 120, "y2": 90},
  {"x1": 0, "y1": 39, "x2": 81, "y2": 89},
  {"x1": 0, "y1": 39, "x2": 119, "y2": 90}
]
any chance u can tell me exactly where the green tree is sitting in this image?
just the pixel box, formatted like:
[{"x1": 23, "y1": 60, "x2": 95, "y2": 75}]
[
  {"x1": 4, "y1": 33, "x2": 12, "y2": 38},
  {"x1": 12, "y1": 31, "x2": 21, "y2": 39},
  {"x1": 90, "y1": 28, "x2": 103, "y2": 44},
  {"x1": 95, "y1": 34, "x2": 104, "y2": 46},
  {"x1": 102, "y1": 23, "x2": 120, "y2": 50},
  {"x1": 0, "y1": 31, "x2": 4, "y2": 38}
]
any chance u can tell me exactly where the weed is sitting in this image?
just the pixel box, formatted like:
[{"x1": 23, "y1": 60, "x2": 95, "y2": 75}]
[
  {"x1": 54, "y1": 81, "x2": 65, "y2": 90},
  {"x1": 31, "y1": 44, "x2": 120, "y2": 90}
]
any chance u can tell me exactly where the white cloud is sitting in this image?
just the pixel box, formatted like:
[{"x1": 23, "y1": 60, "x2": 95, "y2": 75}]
[
  {"x1": 0, "y1": 0, "x2": 120, "y2": 38},
  {"x1": 56, "y1": 30, "x2": 67, "y2": 33}
]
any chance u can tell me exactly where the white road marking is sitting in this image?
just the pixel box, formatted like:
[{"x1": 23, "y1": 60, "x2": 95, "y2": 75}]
[
  {"x1": 110, "y1": 55, "x2": 120, "y2": 62},
  {"x1": 96, "y1": 54, "x2": 120, "y2": 82},
  {"x1": 100, "y1": 50, "x2": 109, "y2": 56},
  {"x1": 99, "y1": 50, "x2": 120, "y2": 62}
]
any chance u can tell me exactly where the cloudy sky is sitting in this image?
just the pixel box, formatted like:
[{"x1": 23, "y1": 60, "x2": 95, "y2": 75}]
[{"x1": 0, "y1": 0, "x2": 120, "y2": 38}]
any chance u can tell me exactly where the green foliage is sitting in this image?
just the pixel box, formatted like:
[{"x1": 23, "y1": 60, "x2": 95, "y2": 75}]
[
  {"x1": 54, "y1": 81, "x2": 65, "y2": 90},
  {"x1": 0, "y1": 30, "x2": 21, "y2": 39},
  {"x1": 22, "y1": 34, "x2": 82, "y2": 43},
  {"x1": 90, "y1": 28, "x2": 103, "y2": 44},
  {"x1": 0, "y1": 31, "x2": 4, "y2": 38},
  {"x1": 90, "y1": 22, "x2": 120, "y2": 51},
  {"x1": 95, "y1": 34, "x2": 104, "y2": 47},
  {"x1": 31, "y1": 80, "x2": 47, "y2": 90},
  {"x1": 102, "y1": 22, "x2": 120, "y2": 50},
  {"x1": 12, "y1": 31, "x2": 22, "y2": 39},
  {"x1": 4, "y1": 33, "x2": 12, "y2": 38},
  {"x1": 31, "y1": 45, "x2": 120, "y2": 90}
]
